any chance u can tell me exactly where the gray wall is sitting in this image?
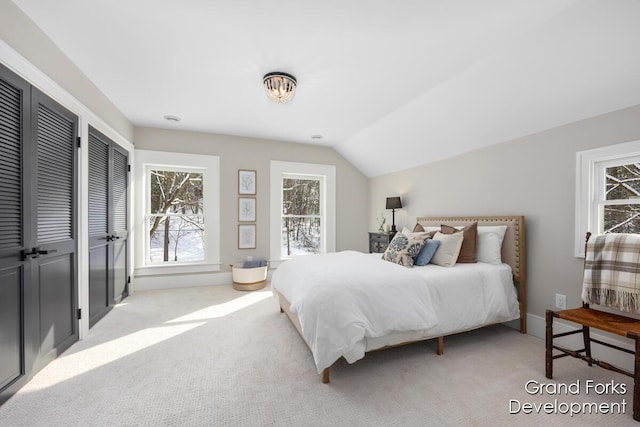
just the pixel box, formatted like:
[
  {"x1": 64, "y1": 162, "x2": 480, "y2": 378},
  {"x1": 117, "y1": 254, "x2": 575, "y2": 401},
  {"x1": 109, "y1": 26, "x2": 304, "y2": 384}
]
[
  {"x1": 0, "y1": 0, "x2": 133, "y2": 140},
  {"x1": 134, "y1": 127, "x2": 369, "y2": 272},
  {"x1": 369, "y1": 104, "x2": 640, "y2": 325}
]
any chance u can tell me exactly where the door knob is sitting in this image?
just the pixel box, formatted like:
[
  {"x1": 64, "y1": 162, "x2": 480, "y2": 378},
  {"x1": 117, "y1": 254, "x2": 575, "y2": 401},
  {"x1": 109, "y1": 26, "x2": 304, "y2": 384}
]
[
  {"x1": 21, "y1": 248, "x2": 38, "y2": 261},
  {"x1": 20, "y1": 247, "x2": 57, "y2": 260},
  {"x1": 35, "y1": 247, "x2": 57, "y2": 255}
]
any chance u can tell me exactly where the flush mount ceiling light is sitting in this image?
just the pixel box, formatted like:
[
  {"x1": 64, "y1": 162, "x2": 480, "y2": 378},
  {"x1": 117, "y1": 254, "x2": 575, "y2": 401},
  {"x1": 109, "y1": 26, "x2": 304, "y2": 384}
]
[{"x1": 263, "y1": 72, "x2": 297, "y2": 104}]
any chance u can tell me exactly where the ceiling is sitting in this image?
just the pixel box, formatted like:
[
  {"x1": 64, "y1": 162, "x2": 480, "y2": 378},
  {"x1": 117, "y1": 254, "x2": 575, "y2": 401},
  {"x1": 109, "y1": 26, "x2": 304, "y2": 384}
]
[{"x1": 11, "y1": 0, "x2": 640, "y2": 177}]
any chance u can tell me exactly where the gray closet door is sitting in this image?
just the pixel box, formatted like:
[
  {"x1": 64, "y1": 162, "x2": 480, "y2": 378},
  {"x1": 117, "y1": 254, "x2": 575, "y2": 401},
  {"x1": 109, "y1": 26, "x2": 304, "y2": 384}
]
[
  {"x1": 0, "y1": 63, "x2": 79, "y2": 405},
  {"x1": 88, "y1": 129, "x2": 111, "y2": 326},
  {"x1": 0, "y1": 63, "x2": 31, "y2": 404},
  {"x1": 31, "y1": 88, "x2": 79, "y2": 372},
  {"x1": 88, "y1": 126, "x2": 128, "y2": 328},
  {"x1": 111, "y1": 144, "x2": 129, "y2": 303}
]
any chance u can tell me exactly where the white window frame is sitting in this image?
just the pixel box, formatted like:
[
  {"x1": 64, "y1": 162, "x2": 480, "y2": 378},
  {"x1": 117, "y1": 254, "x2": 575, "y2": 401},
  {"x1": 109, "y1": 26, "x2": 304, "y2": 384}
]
[
  {"x1": 270, "y1": 160, "x2": 336, "y2": 268},
  {"x1": 135, "y1": 150, "x2": 220, "y2": 274},
  {"x1": 575, "y1": 140, "x2": 640, "y2": 257}
]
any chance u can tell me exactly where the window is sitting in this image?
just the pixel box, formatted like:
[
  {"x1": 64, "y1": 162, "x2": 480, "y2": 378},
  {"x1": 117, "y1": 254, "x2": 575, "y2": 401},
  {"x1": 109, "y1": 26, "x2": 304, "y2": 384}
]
[
  {"x1": 575, "y1": 140, "x2": 640, "y2": 256},
  {"x1": 597, "y1": 160, "x2": 640, "y2": 233},
  {"x1": 270, "y1": 161, "x2": 335, "y2": 266},
  {"x1": 148, "y1": 169, "x2": 204, "y2": 263},
  {"x1": 282, "y1": 175, "x2": 322, "y2": 256},
  {"x1": 135, "y1": 150, "x2": 220, "y2": 272}
]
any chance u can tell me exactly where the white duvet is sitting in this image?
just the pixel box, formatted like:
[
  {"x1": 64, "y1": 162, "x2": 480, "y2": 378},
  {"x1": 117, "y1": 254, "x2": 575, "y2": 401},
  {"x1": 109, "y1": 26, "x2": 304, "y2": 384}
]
[
  {"x1": 271, "y1": 251, "x2": 520, "y2": 373},
  {"x1": 271, "y1": 251, "x2": 439, "y2": 372}
]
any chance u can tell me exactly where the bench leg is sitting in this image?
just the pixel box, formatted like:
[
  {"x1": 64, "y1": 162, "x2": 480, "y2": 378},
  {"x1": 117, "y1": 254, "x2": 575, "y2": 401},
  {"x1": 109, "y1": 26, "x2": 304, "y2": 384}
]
[
  {"x1": 583, "y1": 325, "x2": 592, "y2": 366},
  {"x1": 545, "y1": 310, "x2": 553, "y2": 379},
  {"x1": 436, "y1": 336, "x2": 444, "y2": 355}
]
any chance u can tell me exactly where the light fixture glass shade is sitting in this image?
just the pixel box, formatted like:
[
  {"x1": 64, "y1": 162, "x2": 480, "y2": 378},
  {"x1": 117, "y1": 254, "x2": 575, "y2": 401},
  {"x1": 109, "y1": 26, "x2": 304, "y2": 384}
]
[{"x1": 263, "y1": 72, "x2": 297, "y2": 103}]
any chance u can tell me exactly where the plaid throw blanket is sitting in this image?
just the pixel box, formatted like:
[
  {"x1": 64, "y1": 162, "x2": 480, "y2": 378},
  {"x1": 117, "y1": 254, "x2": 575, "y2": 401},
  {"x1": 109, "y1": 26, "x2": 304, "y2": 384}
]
[{"x1": 582, "y1": 233, "x2": 640, "y2": 313}]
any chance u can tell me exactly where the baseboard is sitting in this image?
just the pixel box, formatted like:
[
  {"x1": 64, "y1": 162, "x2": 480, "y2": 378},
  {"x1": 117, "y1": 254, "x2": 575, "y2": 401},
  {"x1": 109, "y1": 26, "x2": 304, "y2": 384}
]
[
  {"x1": 527, "y1": 312, "x2": 635, "y2": 372},
  {"x1": 133, "y1": 270, "x2": 275, "y2": 292}
]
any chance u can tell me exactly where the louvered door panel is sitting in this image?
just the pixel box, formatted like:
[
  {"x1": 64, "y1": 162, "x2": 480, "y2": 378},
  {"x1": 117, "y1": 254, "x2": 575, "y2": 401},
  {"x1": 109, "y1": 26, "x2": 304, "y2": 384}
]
[
  {"x1": 0, "y1": 65, "x2": 27, "y2": 405},
  {"x1": 88, "y1": 128, "x2": 110, "y2": 326},
  {"x1": 88, "y1": 133, "x2": 108, "y2": 237},
  {"x1": 32, "y1": 89, "x2": 78, "y2": 372},
  {"x1": 0, "y1": 79, "x2": 22, "y2": 251},
  {"x1": 113, "y1": 148, "x2": 128, "y2": 232},
  {"x1": 36, "y1": 104, "x2": 74, "y2": 243},
  {"x1": 112, "y1": 145, "x2": 128, "y2": 302}
]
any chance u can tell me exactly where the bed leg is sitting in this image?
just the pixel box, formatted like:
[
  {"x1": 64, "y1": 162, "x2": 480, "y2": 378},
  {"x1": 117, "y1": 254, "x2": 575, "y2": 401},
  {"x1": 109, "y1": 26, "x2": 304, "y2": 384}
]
[
  {"x1": 322, "y1": 368, "x2": 330, "y2": 384},
  {"x1": 436, "y1": 336, "x2": 444, "y2": 355}
]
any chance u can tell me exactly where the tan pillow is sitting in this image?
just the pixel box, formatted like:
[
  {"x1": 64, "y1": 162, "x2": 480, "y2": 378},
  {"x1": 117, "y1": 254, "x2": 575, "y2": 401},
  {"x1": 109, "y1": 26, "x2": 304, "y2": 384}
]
[
  {"x1": 402, "y1": 227, "x2": 429, "y2": 239},
  {"x1": 440, "y1": 222, "x2": 478, "y2": 263},
  {"x1": 413, "y1": 223, "x2": 438, "y2": 238},
  {"x1": 430, "y1": 232, "x2": 464, "y2": 267}
]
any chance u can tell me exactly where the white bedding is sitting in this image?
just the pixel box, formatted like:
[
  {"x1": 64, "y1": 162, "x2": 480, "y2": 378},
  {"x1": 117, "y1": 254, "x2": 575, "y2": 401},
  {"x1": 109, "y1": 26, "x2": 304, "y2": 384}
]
[{"x1": 271, "y1": 251, "x2": 520, "y2": 373}]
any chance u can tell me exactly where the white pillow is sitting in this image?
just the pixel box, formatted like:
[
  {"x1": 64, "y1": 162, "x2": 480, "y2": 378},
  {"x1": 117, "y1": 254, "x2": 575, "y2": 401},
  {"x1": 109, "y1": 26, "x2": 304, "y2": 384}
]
[
  {"x1": 476, "y1": 226, "x2": 508, "y2": 264},
  {"x1": 430, "y1": 232, "x2": 464, "y2": 267}
]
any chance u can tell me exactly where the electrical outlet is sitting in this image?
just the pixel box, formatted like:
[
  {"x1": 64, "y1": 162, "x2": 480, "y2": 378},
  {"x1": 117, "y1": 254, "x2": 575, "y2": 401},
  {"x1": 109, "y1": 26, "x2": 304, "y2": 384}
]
[{"x1": 555, "y1": 294, "x2": 567, "y2": 309}]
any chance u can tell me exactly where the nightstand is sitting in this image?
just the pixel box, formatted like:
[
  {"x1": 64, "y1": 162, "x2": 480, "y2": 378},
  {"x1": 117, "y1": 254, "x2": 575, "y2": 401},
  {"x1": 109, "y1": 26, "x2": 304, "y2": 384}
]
[{"x1": 368, "y1": 232, "x2": 396, "y2": 253}]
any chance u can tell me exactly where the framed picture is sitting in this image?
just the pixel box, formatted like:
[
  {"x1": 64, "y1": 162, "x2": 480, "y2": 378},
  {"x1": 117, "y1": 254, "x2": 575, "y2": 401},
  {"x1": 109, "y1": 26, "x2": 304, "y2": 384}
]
[
  {"x1": 238, "y1": 224, "x2": 256, "y2": 249},
  {"x1": 238, "y1": 170, "x2": 256, "y2": 195},
  {"x1": 238, "y1": 197, "x2": 256, "y2": 222}
]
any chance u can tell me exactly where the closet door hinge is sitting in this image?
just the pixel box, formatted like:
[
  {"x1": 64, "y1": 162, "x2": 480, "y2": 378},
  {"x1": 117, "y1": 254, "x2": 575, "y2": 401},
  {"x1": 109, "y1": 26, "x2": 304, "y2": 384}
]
[
  {"x1": 77, "y1": 308, "x2": 82, "y2": 320},
  {"x1": 77, "y1": 137, "x2": 81, "y2": 148},
  {"x1": 128, "y1": 164, "x2": 131, "y2": 172}
]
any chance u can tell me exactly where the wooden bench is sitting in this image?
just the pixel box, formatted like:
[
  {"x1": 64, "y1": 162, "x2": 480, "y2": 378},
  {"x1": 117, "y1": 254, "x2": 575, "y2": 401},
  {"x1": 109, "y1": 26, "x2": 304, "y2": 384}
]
[{"x1": 546, "y1": 306, "x2": 640, "y2": 421}]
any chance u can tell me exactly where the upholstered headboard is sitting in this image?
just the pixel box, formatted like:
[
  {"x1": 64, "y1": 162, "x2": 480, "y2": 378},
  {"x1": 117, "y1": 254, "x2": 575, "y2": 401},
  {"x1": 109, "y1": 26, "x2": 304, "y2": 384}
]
[{"x1": 416, "y1": 215, "x2": 527, "y2": 333}]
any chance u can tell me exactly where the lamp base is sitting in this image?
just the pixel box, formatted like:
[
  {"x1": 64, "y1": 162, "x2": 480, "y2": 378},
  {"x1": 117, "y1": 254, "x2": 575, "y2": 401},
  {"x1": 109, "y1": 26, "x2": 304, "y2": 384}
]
[{"x1": 390, "y1": 225, "x2": 397, "y2": 233}]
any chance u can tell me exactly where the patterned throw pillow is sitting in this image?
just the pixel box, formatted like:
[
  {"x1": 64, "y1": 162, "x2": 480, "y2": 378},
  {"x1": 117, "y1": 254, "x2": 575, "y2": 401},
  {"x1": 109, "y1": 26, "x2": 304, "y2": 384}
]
[{"x1": 381, "y1": 232, "x2": 428, "y2": 268}]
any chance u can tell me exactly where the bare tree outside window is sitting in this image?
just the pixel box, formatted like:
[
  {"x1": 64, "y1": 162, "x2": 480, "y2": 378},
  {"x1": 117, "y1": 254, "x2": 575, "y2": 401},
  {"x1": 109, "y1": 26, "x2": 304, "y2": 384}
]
[
  {"x1": 602, "y1": 163, "x2": 640, "y2": 234},
  {"x1": 148, "y1": 170, "x2": 205, "y2": 263},
  {"x1": 282, "y1": 177, "x2": 321, "y2": 256}
]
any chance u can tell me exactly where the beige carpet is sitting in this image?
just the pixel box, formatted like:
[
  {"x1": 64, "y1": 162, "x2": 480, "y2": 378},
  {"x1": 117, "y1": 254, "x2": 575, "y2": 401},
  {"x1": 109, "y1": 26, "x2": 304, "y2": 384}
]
[{"x1": 0, "y1": 284, "x2": 636, "y2": 427}]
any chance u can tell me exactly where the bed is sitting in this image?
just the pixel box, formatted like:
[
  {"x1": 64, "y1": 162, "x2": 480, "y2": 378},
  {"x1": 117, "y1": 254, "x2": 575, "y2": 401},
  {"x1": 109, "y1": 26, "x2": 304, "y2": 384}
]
[{"x1": 271, "y1": 215, "x2": 526, "y2": 383}]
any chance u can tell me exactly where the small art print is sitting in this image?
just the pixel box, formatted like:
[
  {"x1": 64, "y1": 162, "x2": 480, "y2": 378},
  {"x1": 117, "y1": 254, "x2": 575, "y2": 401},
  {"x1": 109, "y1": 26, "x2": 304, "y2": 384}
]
[
  {"x1": 239, "y1": 224, "x2": 256, "y2": 249},
  {"x1": 239, "y1": 170, "x2": 256, "y2": 195},
  {"x1": 239, "y1": 197, "x2": 256, "y2": 222}
]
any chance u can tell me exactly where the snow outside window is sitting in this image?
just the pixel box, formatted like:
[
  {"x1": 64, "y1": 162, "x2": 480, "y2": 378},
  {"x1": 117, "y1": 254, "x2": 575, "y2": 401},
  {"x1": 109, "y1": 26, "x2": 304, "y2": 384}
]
[
  {"x1": 282, "y1": 175, "x2": 322, "y2": 257},
  {"x1": 575, "y1": 140, "x2": 640, "y2": 256},
  {"x1": 270, "y1": 161, "x2": 335, "y2": 267},
  {"x1": 148, "y1": 169, "x2": 205, "y2": 264}
]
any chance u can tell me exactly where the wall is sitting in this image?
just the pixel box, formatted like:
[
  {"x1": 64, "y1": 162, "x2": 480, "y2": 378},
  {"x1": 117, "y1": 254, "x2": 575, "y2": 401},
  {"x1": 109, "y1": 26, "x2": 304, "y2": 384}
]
[
  {"x1": 369, "y1": 104, "x2": 640, "y2": 338},
  {"x1": 0, "y1": 0, "x2": 133, "y2": 140},
  {"x1": 134, "y1": 127, "x2": 369, "y2": 283}
]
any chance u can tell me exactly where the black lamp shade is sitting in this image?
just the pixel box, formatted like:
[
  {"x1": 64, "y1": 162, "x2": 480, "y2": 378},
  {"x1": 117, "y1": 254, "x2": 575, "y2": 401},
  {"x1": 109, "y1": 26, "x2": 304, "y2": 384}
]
[{"x1": 386, "y1": 197, "x2": 402, "y2": 210}]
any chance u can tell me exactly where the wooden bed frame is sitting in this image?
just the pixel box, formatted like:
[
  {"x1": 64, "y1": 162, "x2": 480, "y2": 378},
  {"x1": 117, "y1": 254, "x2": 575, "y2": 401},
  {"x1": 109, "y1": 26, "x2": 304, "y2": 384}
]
[{"x1": 276, "y1": 215, "x2": 526, "y2": 383}]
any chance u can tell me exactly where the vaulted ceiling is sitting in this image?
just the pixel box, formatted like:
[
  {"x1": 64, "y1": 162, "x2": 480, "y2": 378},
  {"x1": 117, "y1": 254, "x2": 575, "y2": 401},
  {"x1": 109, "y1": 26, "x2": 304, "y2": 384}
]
[{"x1": 11, "y1": 0, "x2": 640, "y2": 177}]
